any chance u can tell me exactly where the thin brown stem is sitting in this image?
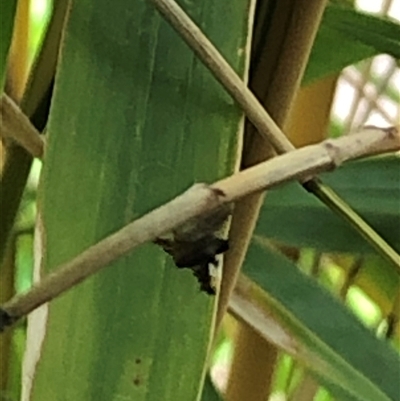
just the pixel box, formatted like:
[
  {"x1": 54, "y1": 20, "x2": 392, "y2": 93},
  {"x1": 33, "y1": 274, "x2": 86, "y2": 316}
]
[
  {"x1": 0, "y1": 94, "x2": 45, "y2": 159},
  {"x1": 149, "y1": 0, "x2": 294, "y2": 154}
]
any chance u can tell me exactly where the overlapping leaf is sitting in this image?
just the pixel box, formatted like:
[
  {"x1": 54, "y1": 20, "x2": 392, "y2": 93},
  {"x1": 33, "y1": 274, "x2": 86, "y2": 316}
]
[
  {"x1": 242, "y1": 242, "x2": 400, "y2": 401},
  {"x1": 304, "y1": 3, "x2": 400, "y2": 83}
]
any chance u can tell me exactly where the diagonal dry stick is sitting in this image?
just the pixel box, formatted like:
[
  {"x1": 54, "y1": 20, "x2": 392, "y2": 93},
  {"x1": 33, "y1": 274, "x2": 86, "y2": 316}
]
[
  {"x1": 149, "y1": 0, "x2": 400, "y2": 288},
  {"x1": 149, "y1": 0, "x2": 400, "y2": 344},
  {"x1": 149, "y1": 0, "x2": 294, "y2": 154},
  {"x1": 1, "y1": 125, "x2": 398, "y2": 332},
  {"x1": 0, "y1": 94, "x2": 45, "y2": 159}
]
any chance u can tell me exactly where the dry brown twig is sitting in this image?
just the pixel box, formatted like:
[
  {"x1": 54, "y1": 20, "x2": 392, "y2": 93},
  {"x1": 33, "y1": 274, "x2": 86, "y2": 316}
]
[
  {"x1": 149, "y1": 0, "x2": 294, "y2": 154},
  {"x1": 0, "y1": 125, "x2": 398, "y2": 331},
  {"x1": 0, "y1": 94, "x2": 45, "y2": 159}
]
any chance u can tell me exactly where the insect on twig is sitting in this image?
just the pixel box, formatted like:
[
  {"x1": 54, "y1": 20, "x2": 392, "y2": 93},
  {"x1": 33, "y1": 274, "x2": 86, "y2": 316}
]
[{"x1": 154, "y1": 189, "x2": 232, "y2": 295}]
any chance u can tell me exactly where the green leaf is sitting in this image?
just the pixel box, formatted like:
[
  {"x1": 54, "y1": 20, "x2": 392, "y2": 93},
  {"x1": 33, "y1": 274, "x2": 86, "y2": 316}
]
[
  {"x1": 0, "y1": 0, "x2": 17, "y2": 89},
  {"x1": 28, "y1": 1, "x2": 251, "y2": 400},
  {"x1": 243, "y1": 242, "x2": 400, "y2": 401},
  {"x1": 257, "y1": 156, "x2": 400, "y2": 254},
  {"x1": 304, "y1": 4, "x2": 400, "y2": 84},
  {"x1": 353, "y1": 254, "x2": 399, "y2": 309},
  {"x1": 201, "y1": 376, "x2": 223, "y2": 401}
]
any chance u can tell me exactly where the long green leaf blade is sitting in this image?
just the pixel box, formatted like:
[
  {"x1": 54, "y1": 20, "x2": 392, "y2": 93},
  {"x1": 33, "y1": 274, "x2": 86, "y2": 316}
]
[
  {"x1": 27, "y1": 1, "x2": 252, "y2": 400},
  {"x1": 0, "y1": 0, "x2": 17, "y2": 88},
  {"x1": 242, "y1": 243, "x2": 400, "y2": 401},
  {"x1": 304, "y1": 4, "x2": 400, "y2": 83}
]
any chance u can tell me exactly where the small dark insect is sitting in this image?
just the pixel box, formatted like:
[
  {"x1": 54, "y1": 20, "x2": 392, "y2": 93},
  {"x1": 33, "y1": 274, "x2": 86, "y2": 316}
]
[{"x1": 155, "y1": 197, "x2": 232, "y2": 295}]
